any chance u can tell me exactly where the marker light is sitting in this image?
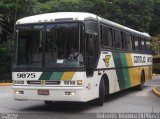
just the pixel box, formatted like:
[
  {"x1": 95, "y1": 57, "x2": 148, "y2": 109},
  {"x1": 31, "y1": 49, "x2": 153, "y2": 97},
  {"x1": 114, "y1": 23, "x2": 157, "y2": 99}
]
[
  {"x1": 13, "y1": 80, "x2": 24, "y2": 85},
  {"x1": 64, "y1": 81, "x2": 76, "y2": 85},
  {"x1": 77, "y1": 80, "x2": 82, "y2": 85}
]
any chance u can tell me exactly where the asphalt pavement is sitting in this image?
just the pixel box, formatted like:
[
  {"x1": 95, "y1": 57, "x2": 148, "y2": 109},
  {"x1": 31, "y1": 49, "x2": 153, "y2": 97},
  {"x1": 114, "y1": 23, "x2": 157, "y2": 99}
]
[{"x1": 0, "y1": 77, "x2": 159, "y2": 119}]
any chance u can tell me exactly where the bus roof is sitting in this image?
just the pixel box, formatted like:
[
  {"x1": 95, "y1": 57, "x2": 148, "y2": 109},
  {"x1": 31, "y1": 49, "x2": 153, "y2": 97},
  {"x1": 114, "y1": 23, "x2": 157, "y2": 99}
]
[
  {"x1": 99, "y1": 17, "x2": 151, "y2": 39},
  {"x1": 16, "y1": 12, "x2": 151, "y2": 39},
  {"x1": 16, "y1": 12, "x2": 97, "y2": 24}
]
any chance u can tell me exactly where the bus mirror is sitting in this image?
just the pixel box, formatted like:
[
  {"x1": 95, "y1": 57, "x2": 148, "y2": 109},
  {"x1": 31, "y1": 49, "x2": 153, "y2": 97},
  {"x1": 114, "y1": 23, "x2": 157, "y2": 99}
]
[
  {"x1": 86, "y1": 67, "x2": 93, "y2": 77},
  {"x1": 85, "y1": 32, "x2": 94, "y2": 77},
  {"x1": 86, "y1": 56, "x2": 93, "y2": 66},
  {"x1": 86, "y1": 56, "x2": 94, "y2": 77}
]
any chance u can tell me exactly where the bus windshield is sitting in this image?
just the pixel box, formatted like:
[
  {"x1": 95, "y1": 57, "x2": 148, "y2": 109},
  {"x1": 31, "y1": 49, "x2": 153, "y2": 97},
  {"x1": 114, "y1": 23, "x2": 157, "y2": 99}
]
[{"x1": 15, "y1": 23, "x2": 84, "y2": 69}]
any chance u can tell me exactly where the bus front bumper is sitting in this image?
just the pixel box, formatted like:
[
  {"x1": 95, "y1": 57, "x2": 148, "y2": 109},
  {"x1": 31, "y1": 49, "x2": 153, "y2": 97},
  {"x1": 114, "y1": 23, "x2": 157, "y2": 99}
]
[{"x1": 12, "y1": 86, "x2": 90, "y2": 102}]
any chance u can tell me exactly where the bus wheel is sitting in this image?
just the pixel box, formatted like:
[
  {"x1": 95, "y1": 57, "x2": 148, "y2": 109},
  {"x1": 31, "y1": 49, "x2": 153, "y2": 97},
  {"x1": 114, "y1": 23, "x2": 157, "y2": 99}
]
[
  {"x1": 94, "y1": 79, "x2": 105, "y2": 106},
  {"x1": 44, "y1": 101, "x2": 53, "y2": 105},
  {"x1": 137, "y1": 72, "x2": 145, "y2": 90}
]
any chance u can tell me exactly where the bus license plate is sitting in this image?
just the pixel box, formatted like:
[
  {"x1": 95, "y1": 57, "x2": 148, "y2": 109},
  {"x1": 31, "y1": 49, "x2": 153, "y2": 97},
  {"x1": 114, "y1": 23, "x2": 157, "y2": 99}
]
[{"x1": 37, "y1": 90, "x2": 49, "y2": 95}]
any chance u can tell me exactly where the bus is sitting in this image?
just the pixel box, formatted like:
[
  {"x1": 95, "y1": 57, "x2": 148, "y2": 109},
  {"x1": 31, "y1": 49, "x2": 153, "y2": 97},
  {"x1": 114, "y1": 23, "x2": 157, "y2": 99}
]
[
  {"x1": 153, "y1": 55, "x2": 160, "y2": 74},
  {"x1": 12, "y1": 12, "x2": 152, "y2": 106}
]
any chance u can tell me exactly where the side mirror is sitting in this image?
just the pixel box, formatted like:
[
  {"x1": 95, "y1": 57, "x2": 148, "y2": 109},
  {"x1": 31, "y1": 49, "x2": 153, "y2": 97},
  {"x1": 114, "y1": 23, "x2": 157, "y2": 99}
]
[
  {"x1": 86, "y1": 32, "x2": 94, "y2": 77},
  {"x1": 86, "y1": 56, "x2": 94, "y2": 77}
]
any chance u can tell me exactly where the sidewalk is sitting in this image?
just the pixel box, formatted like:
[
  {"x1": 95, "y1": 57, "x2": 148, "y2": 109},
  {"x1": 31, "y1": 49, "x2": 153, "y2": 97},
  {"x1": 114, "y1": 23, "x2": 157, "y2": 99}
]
[
  {"x1": 0, "y1": 83, "x2": 12, "y2": 86},
  {"x1": 153, "y1": 86, "x2": 160, "y2": 97},
  {"x1": 152, "y1": 74, "x2": 160, "y2": 97}
]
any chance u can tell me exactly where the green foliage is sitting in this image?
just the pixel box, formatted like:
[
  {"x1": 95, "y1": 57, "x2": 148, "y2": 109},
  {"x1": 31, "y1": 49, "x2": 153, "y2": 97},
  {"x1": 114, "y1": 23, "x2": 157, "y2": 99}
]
[
  {"x1": 0, "y1": 14, "x2": 2, "y2": 35},
  {"x1": 38, "y1": 0, "x2": 109, "y2": 17},
  {"x1": 106, "y1": 0, "x2": 153, "y2": 32},
  {"x1": 0, "y1": 0, "x2": 160, "y2": 80},
  {"x1": 152, "y1": 36, "x2": 160, "y2": 55},
  {"x1": 150, "y1": 0, "x2": 160, "y2": 35},
  {"x1": 0, "y1": 41, "x2": 13, "y2": 80}
]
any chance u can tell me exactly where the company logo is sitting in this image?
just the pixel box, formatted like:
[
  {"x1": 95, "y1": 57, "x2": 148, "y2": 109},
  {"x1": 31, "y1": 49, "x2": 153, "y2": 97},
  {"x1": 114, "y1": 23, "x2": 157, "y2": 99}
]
[
  {"x1": 103, "y1": 55, "x2": 111, "y2": 67},
  {"x1": 41, "y1": 80, "x2": 45, "y2": 85}
]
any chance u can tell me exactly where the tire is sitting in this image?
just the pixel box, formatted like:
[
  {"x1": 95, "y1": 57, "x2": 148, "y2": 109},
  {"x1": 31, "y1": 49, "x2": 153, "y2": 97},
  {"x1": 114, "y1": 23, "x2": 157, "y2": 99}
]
[
  {"x1": 44, "y1": 101, "x2": 53, "y2": 105},
  {"x1": 137, "y1": 72, "x2": 145, "y2": 90},
  {"x1": 94, "y1": 79, "x2": 105, "y2": 106}
]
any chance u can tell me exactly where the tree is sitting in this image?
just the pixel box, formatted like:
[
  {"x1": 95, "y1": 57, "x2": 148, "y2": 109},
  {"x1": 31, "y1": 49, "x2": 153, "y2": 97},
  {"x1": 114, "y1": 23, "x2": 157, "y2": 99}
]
[
  {"x1": 150, "y1": 0, "x2": 160, "y2": 36},
  {"x1": 38, "y1": 0, "x2": 108, "y2": 17},
  {"x1": 152, "y1": 36, "x2": 160, "y2": 55},
  {"x1": 0, "y1": 14, "x2": 2, "y2": 36},
  {"x1": 0, "y1": 0, "x2": 41, "y2": 81},
  {"x1": 106, "y1": 0, "x2": 153, "y2": 32}
]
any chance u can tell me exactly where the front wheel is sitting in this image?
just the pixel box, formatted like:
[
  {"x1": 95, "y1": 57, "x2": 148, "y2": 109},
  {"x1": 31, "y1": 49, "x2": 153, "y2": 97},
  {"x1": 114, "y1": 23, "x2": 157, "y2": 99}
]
[{"x1": 94, "y1": 79, "x2": 105, "y2": 106}]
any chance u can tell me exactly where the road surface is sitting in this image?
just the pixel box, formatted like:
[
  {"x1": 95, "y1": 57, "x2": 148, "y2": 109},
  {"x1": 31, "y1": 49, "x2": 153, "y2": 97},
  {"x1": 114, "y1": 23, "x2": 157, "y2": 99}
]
[{"x1": 0, "y1": 77, "x2": 159, "y2": 119}]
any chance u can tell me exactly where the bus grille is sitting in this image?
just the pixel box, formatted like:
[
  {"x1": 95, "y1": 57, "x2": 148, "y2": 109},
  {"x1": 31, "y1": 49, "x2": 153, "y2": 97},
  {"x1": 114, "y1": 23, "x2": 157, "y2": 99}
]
[{"x1": 27, "y1": 81, "x2": 61, "y2": 85}]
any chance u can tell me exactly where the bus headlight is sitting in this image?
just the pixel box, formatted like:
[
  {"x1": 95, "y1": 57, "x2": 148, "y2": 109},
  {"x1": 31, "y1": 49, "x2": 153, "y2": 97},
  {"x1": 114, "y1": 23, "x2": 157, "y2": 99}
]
[
  {"x1": 13, "y1": 80, "x2": 24, "y2": 85},
  {"x1": 65, "y1": 91, "x2": 76, "y2": 96},
  {"x1": 64, "y1": 81, "x2": 80, "y2": 85}
]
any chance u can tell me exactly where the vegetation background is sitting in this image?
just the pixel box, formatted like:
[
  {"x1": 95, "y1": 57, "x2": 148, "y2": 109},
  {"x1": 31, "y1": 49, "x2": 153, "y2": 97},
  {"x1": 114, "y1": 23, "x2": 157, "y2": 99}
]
[{"x1": 0, "y1": 0, "x2": 160, "y2": 81}]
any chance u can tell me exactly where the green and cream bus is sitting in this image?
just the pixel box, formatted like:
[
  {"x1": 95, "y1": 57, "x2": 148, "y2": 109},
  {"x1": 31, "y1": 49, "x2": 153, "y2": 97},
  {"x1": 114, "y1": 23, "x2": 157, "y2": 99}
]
[{"x1": 12, "y1": 12, "x2": 152, "y2": 106}]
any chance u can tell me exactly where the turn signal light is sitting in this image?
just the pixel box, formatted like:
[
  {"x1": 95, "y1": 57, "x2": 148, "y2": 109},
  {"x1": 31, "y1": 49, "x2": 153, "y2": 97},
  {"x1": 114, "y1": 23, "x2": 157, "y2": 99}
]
[{"x1": 77, "y1": 80, "x2": 82, "y2": 85}]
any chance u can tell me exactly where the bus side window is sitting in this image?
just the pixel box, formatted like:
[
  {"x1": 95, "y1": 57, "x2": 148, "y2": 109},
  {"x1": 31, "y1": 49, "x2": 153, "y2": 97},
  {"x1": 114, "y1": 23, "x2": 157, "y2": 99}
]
[
  {"x1": 101, "y1": 25, "x2": 113, "y2": 48},
  {"x1": 125, "y1": 33, "x2": 132, "y2": 50},
  {"x1": 115, "y1": 30, "x2": 122, "y2": 49},
  {"x1": 146, "y1": 41, "x2": 151, "y2": 52},
  {"x1": 134, "y1": 36, "x2": 139, "y2": 51},
  {"x1": 141, "y1": 38, "x2": 145, "y2": 51},
  {"x1": 121, "y1": 31, "x2": 125, "y2": 49}
]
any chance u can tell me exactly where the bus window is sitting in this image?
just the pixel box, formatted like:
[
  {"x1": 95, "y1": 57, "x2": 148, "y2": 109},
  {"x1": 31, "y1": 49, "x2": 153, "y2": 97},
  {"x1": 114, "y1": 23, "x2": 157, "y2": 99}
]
[
  {"x1": 115, "y1": 30, "x2": 122, "y2": 49},
  {"x1": 16, "y1": 25, "x2": 44, "y2": 68},
  {"x1": 146, "y1": 41, "x2": 151, "y2": 51},
  {"x1": 101, "y1": 25, "x2": 113, "y2": 48},
  {"x1": 121, "y1": 31, "x2": 125, "y2": 49},
  {"x1": 126, "y1": 34, "x2": 132, "y2": 50},
  {"x1": 45, "y1": 23, "x2": 84, "y2": 68},
  {"x1": 141, "y1": 39, "x2": 145, "y2": 51},
  {"x1": 134, "y1": 36, "x2": 139, "y2": 51}
]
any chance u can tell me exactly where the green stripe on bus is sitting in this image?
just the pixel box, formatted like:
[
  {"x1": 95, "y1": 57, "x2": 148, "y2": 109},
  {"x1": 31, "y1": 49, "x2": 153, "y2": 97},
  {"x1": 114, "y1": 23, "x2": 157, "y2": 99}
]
[
  {"x1": 49, "y1": 72, "x2": 63, "y2": 80},
  {"x1": 39, "y1": 72, "x2": 64, "y2": 80},
  {"x1": 112, "y1": 52, "x2": 126, "y2": 90},
  {"x1": 120, "y1": 53, "x2": 131, "y2": 88},
  {"x1": 112, "y1": 52, "x2": 131, "y2": 89},
  {"x1": 39, "y1": 72, "x2": 53, "y2": 80},
  {"x1": 120, "y1": 53, "x2": 128, "y2": 67},
  {"x1": 123, "y1": 68, "x2": 131, "y2": 88}
]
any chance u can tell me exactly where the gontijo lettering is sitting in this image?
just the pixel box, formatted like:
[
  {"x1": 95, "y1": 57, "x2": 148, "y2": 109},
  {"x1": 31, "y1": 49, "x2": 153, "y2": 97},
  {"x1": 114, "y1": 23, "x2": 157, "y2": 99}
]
[{"x1": 134, "y1": 56, "x2": 146, "y2": 63}]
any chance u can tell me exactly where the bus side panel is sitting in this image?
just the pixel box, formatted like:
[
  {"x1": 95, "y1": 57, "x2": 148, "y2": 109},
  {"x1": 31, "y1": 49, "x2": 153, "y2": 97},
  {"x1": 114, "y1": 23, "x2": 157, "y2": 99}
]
[
  {"x1": 144, "y1": 65, "x2": 152, "y2": 82},
  {"x1": 97, "y1": 52, "x2": 152, "y2": 95}
]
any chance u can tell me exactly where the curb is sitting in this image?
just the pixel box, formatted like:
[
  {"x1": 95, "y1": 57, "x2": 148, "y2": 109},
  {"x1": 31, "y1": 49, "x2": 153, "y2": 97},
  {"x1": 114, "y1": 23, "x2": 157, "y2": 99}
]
[
  {"x1": 0, "y1": 83, "x2": 12, "y2": 86},
  {"x1": 152, "y1": 87, "x2": 160, "y2": 97}
]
